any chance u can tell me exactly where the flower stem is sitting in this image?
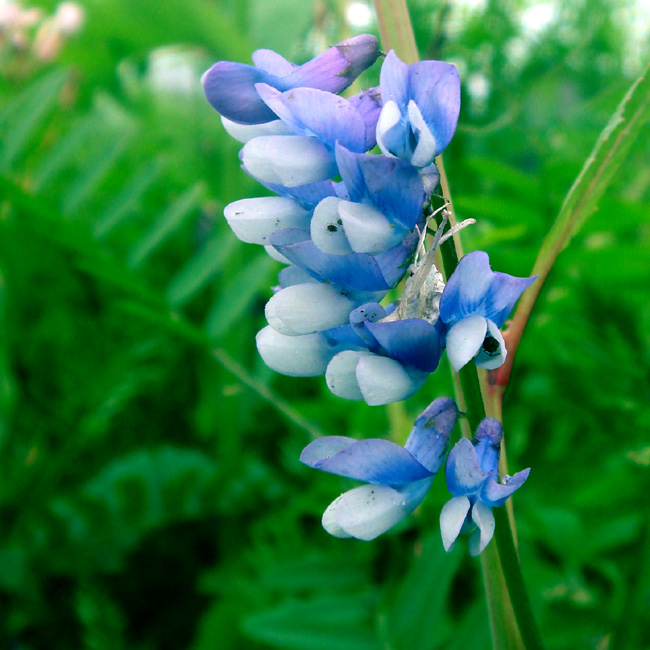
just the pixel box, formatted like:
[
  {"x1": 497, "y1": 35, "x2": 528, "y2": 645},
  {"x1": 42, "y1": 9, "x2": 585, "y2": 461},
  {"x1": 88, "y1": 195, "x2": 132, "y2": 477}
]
[{"x1": 372, "y1": 2, "x2": 544, "y2": 648}]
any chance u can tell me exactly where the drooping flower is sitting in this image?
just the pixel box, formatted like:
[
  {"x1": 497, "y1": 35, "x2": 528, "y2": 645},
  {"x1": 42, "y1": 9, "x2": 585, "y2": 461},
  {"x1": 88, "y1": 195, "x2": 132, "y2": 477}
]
[
  {"x1": 301, "y1": 398, "x2": 459, "y2": 540},
  {"x1": 438, "y1": 251, "x2": 536, "y2": 371},
  {"x1": 376, "y1": 50, "x2": 461, "y2": 168},
  {"x1": 440, "y1": 418, "x2": 530, "y2": 556},
  {"x1": 202, "y1": 34, "x2": 379, "y2": 125}
]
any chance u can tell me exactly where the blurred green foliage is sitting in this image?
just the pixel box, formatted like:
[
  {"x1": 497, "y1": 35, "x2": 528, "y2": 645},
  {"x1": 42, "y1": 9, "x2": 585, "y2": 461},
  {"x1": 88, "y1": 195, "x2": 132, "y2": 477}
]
[{"x1": 0, "y1": 0, "x2": 649, "y2": 649}]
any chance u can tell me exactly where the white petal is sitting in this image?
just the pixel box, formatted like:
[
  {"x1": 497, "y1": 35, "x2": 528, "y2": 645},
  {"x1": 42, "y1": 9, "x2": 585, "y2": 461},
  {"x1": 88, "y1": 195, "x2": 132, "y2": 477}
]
[
  {"x1": 264, "y1": 244, "x2": 291, "y2": 264},
  {"x1": 376, "y1": 100, "x2": 402, "y2": 158},
  {"x1": 221, "y1": 116, "x2": 293, "y2": 143},
  {"x1": 264, "y1": 296, "x2": 300, "y2": 335},
  {"x1": 255, "y1": 326, "x2": 332, "y2": 377},
  {"x1": 310, "y1": 196, "x2": 352, "y2": 255},
  {"x1": 356, "y1": 356, "x2": 428, "y2": 406},
  {"x1": 265, "y1": 283, "x2": 356, "y2": 335},
  {"x1": 242, "y1": 135, "x2": 337, "y2": 187},
  {"x1": 407, "y1": 100, "x2": 437, "y2": 168},
  {"x1": 326, "y1": 350, "x2": 376, "y2": 401},
  {"x1": 326, "y1": 484, "x2": 415, "y2": 541},
  {"x1": 322, "y1": 498, "x2": 352, "y2": 538},
  {"x1": 338, "y1": 200, "x2": 403, "y2": 254},
  {"x1": 445, "y1": 315, "x2": 487, "y2": 372},
  {"x1": 468, "y1": 501, "x2": 495, "y2": 556},
  {"x1": 440, "y1": 495, "x2": 472, "y2": 552},
  {"x1": 224, "y1": 197, "x2": 311, "y2": 244},
  {"x1": 474, "y1": 319, "x2": 507, "y2": 370}
]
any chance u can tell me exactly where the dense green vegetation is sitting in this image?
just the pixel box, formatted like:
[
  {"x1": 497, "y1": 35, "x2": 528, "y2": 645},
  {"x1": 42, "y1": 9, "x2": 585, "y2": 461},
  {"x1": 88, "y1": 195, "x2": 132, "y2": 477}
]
[{"x1": 0, "y1": 1, "x2": 648, "y2": 649}]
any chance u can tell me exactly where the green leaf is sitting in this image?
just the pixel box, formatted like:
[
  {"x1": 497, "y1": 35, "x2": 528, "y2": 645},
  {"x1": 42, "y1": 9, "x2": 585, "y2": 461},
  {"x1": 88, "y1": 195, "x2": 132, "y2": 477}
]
[
  {"x1": 166, "y1": 234, "x2": 237, "y2": 308},
  {"x1": 127, "y1": 184, "x2": 204, "y2": 269},
  {"x1": 242, "y1": 594, "x2": 381, "y2": 650},
  {"x1": 0, "y1": 70, "x2": 67, "y2": 172},
  {"x1": 381, "y1": 535, "x2": 463, "y2": 650},
  {"x1": 204, "y1": 252, "x2": 276, "y2": 340}
]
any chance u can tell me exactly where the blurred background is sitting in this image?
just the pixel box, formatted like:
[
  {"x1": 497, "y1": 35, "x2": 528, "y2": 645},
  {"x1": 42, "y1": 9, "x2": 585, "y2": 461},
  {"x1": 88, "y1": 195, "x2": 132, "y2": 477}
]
[{"x1": 0, "y1": 0, "x2": 649, "y2": 648}]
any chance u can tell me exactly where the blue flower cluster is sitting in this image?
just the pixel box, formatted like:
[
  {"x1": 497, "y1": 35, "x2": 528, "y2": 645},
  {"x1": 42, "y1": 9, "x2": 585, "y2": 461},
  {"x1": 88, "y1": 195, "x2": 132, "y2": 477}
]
[
  {"x1": 301, "y1": 397, "x2": 529, "y2": 550},
  {"x1": 203, "y1": 37, "x2": 534, "y2": 552},
  {"x1": 203, "y1": 35, "x2": 535, "y2": 406}
]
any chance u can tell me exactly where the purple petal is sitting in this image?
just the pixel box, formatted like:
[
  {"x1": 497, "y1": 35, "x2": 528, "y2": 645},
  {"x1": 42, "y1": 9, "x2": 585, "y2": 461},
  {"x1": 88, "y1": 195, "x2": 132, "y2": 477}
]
[
  {"x1": 472, "y1": 418, "x2": 503, "y2": 476},
  {"x1": 439, "y1": 251, "x2": 494, "y2": 324},
  {"x1": 202, "y1": 61, "x2": 278, "y2": 124},
  {"x1": 481, "y1": 468, "x2": 531, "y2": 508},
  {"x1": 379, "y1": 50, "x2": 409, "y2": 108},
  {"x1": 269, "y1": 229, "x2": 391, "y2": 292},
  {"x1": 324, "y1": 478, "x2": 432, "y2": 541},
  {"x1": 483, "y1": 272, "x2": 537, "y2": 328},
  {"x1": 283, "y1": 34, "x2": 379, "y2": 95},
  {"x1": 251, "y1": 49, "x2": 296, "y2": 75},
  {"x1": 445, "y1": 438, "x2": 487, "y2": 495},
  {"x1": 347, "y1": 87, "x2": 382, "y2": 150},
  {"x1": 469, "y1": 501, "x2": 495, "y2": 556},
  {"x1": 409, "y1": 60, "x2": 460, "y2": 156},
  {"x1": 440, "y1": 495, "x2": 471, "y2": 552},
  {"x1": 365, "y1": 319, "x2": 441, "y2": 373},
  {"x1": 405, "y1": 398, "x2": 459, "y2": 473},
  {"x1": 256, "y1": 85, "x2": 367, "y2": 152},
  {"x1": 305, "y1": 438, "x2": 432, "y2": 485}
]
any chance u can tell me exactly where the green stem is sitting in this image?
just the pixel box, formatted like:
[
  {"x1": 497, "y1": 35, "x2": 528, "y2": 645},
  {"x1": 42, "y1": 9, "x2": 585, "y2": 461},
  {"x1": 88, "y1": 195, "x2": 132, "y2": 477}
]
[{"x1": 372, "y1": 2, "x2": 543, "y2": 649}]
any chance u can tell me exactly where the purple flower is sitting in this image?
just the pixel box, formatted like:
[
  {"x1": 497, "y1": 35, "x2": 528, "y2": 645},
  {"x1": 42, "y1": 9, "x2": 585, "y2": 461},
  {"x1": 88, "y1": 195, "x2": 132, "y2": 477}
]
[
  {"x1": 202, "y1": 34, "x2": 379, "y2": 125},
  {"x1": 376, "y1": 50, "x2": 461, "y2": 168},
  {"x1": 301, "y1": 398, "x2": 459, "y2": 540},
  {"x1": 440, "y1": 418, "x2": 530, "y2": 555},
  {"x1": 438, "y1": 251, "x2": 536, "y2": 371}
]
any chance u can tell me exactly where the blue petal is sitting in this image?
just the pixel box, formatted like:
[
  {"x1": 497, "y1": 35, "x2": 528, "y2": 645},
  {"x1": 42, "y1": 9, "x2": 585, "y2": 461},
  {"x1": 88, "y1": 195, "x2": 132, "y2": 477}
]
[
  {"x1": 472, "y1": 417, "x2": 503, "y2": 476},
  {"x1": 283, "y1": 34, "x2": 380, "y2": 94},
  {"x1": 336, "y1": 145, "x2": 426, "y2": 229},
  {"x1": 256, "y1": 85, "x2": 367, "y2": 152},
  {"x1": 365, "y1": 319, "x2": 441, "y2": 373},
  {"x1": 202, "y1": 61, "x2": 278, "y2": 124},
  {"x1": 440, "y1": 495, "x2": 471, "y2": 552},
  {"x1": 439, "y1": 251, "x2": 494, "y2": 324},
  {"x1": 408, "y1": 60, "x2": 460, "y2": 156},
  {"x1": 269, "y1": 229, "x2": 391, "y2": 292},
  {"x1": 405, "y1": 398, "x2": 459, "y2": 473},
  {"x1": 481, "y1": 468, "x2": 530, "y2": 508},
  {"x1": 379, "y1": 50, "x2": 409, "y2": 109},
  {"x1": 445, "y1": 438, "x2": 487, "y2": 495},
  {"x1": 300, "y1": 436, "x2": 356, "y2": 466},
  {"x1": 323, "y1": 477, "x2": 432, "y2": 541},
  {"x1": 304, "y1": 437, "x2": 432, "y2": 485},
  {"x1": 374, "y1": 229, "x2": 420, "y2": 288},
  {"x1": 257, "y1": 177, "x2": 338, "y2": 208},
  {"x1": 251, "y1": 49, "x2": 296, "y2": 75},
  {"x1": 483, "y1": 272, "x2": 537, "y2": 328}
]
